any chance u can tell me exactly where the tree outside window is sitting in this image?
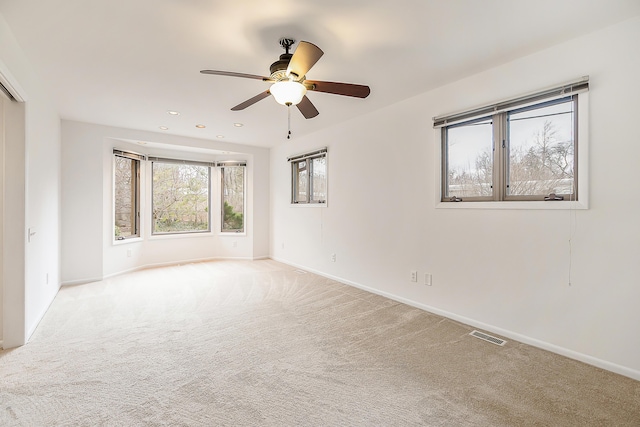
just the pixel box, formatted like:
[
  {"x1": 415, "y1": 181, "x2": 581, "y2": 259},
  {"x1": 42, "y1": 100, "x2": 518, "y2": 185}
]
[
  {"x1": 220, "y1": 164, "x2": 245, "y2": 232},
  {"x1": 152, "y1": 162, "x2": 210, "y2": 234},
  {"x1": 114, "y1": 154, "x2": 140, "y2": 239}
]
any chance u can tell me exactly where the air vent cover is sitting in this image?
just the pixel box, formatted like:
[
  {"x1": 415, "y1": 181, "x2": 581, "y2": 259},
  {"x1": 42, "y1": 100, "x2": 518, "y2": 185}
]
[{"x1": 470, "y1": 330, "x2": 507, "y2": 346}]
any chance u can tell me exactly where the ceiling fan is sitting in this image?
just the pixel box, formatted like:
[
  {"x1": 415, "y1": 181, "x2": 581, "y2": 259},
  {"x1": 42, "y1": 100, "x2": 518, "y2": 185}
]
[{"x1": 200, "y1": 38, "x2": 371, "y2": 120}]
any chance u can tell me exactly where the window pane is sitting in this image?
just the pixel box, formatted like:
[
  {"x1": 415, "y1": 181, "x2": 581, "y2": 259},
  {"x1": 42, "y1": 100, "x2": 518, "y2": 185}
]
[
  {"x1": 152, "y1": 162, "x2": 210, "y2": 234},
  {"x1": 310, "y1": 157, "x2": 326, "y2": 202},
  {"x1": 445, "y1": 118, "x2": 493, "y2": 198},
  {"x1": 114, "y1": 156, "x2": 138, "y2": 239},
  {"x1": 295, "y1": 160, "x2": 308, "y2": 203},
  {"x1": 507, "y1": 98, "x2": 574, "y2": 196},
  {"x1": 221, "y1": 166, "x2": 245, "y2": 232}
]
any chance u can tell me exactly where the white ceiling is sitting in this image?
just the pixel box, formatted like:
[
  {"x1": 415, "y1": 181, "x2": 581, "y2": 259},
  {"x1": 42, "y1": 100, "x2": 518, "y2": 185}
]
[{"x1": 1, "y1": 0, "x2": 639, "y2": 148}]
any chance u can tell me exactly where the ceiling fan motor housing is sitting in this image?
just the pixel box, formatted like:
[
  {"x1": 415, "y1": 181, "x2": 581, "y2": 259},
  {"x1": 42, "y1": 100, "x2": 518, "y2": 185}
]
[{"x1": 270, "y1": 53, "x2": 293, "y2": 78}]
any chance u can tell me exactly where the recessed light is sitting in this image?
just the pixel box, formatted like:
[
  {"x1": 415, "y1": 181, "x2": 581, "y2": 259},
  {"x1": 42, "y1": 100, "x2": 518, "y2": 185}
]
[
  {"x1": 137, "y1": 141, "x2": 148, "y2": 145},
  {"x1": 195, "y1": 124, "x2": 206, "y2": 129},
  {"x1": 233, "y1": 123, "x2": 243, "y2": 127},
  {"x1": 159, "y1": 126, "x2": 169, "y2": 130},
  {"x1": 167, "y1": 110, "x2": 180, "y2": 116},
  {"x1": 216, "y1": 135, "x2": 225, "y2": 139}
]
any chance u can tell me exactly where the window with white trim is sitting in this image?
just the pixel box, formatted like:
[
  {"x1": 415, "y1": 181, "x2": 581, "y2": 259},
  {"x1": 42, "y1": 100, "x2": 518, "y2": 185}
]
[
  {"x1": 288, "y1": 148, "x2": 327, "y2": 204},
  {"x1": 149, "y1": 157, "x2": 213, "y2": 234},
  {"x1": 219, "y1": 161, "x2": 246, "y2": 233},
  {"x1": 114, "y1": 150, "x2": 143, "y2": 240},
  {"x1": 435, "y1": 78, "x2": 588, "y2": 203}
]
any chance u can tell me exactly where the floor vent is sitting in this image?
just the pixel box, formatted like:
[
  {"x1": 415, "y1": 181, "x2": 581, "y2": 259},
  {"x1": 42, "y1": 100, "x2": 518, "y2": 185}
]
[
  {"x1": 470, "y1": 330, "x2": 507, "y2": 346},
  {"x1": 294, "y1": 269, "x2": 308, "y2": 274}
]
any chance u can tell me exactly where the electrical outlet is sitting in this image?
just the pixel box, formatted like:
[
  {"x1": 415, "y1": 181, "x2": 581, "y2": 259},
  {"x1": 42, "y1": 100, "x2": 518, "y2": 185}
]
[
  {"x1": 410, "y1": 270, "x2": 418, "y2": 282},
  {"x1": 232, "y1": 241, "x2": 237, "y2": 248},
  {"x1": 425, "y1": 273, "x2": 432, "y2": 286},
  {"x1": 331, "y1": 253, "x2": 337, "y2": 262},
  {"x1": 127, "y1": 248, "x2": 132, "y2": 258}
]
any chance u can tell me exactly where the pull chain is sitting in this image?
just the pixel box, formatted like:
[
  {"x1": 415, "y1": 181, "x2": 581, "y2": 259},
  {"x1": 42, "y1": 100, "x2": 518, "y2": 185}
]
[{"x1": 287, "y1": 103, "x2": 292, "y2": 139}]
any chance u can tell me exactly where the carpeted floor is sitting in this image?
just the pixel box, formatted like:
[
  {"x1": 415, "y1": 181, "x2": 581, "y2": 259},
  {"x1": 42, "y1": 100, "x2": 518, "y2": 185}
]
[{"x1": 1, "y1": 259, "x2": 639, "y2": 426}]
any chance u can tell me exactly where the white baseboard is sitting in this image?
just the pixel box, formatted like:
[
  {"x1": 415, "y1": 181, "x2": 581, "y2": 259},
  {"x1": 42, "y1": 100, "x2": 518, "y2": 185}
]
[
  {"x1": 61, "y1": 275, "x2": 106, "y2": 286},
  {"x1": 61, "y1": 256, "x2": 263, "y2": 287},
  {"x1": 271, "y1": 257, "x2": 640, "y2": 382}
]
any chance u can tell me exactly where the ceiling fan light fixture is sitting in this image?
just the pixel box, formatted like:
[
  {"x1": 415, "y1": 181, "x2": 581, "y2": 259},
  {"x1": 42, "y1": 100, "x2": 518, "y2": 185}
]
[
  {"x1": 270, "y1": 80, "x2": 306, "y2": 106},
  {"x1": 201, "y1": 39, "x2": 369, "y2": 121}
]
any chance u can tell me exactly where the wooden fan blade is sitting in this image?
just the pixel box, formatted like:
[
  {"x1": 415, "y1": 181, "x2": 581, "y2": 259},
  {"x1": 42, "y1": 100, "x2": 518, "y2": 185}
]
[
  {"x1": 200, "y1": 70, "x2": 271, "y2": 81},
  {"x1": 231, "y1": 90, "x2": 271, "y2": 111},
  {"x1": 296, "y1": 95, "x2": 319, "y2": 119},
  {"x1": 305, "y1": 80, "x2": 371, "y2": 98},
  {"x1": 286, "y1": 41, "x2": 324, "y2": 78}
]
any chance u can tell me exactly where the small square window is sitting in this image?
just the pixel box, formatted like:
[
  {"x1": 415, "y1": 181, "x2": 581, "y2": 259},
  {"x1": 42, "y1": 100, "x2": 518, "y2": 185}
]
[{"x1": 290, "y1": 149, "x2": 327, "y2": 204}]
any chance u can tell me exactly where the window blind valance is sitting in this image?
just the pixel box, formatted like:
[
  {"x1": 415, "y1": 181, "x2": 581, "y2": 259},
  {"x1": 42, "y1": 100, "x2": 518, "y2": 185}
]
[
  {"x1": 148, "y1": 156, "x2": 216, "y2": 168},
  {"x1": 113, "y1": 149, "x2": 146, "y2": 161},
  {"x1": 287, "y1": 147, "x2": 327, "y2": 162},
  {"x1": 116, "y1": 152, "x2": 245, "y2": 168},
  {"x1": 433, "y1": 77, "x2": 589, "y2": 128},
  {"x1": 217, "y1": 161, "x2": 247, "y2": 167}
]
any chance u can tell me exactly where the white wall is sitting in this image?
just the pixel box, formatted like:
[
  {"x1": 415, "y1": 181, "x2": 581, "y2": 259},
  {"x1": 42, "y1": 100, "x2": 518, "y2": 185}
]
[
  {"x1": 271, "y1": 17, "x2": 640, "y2": 379},
  {"x1": 62, "y1": 120, "x2": 270, "y2": 284},
  {"x1": 0, "y1": 96, "x2": 3, "y2": 342},
  {"x1": 0, "y1": 13, "x2": 61, "y2": 347}
]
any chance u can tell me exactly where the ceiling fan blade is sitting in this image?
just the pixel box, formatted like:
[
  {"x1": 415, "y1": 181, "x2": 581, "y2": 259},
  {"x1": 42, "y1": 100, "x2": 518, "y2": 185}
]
[
  {"x1": 286, "y1": 41, "x2": 324, "y2": 78},
  {"x1": 200, "y1": 70, "x2": 271, "y2": 81},
  {"x1": 231, "y1": 90, "x2": 271, "y2": 111},
  {"x1": 296, "y1": 95, "x2": 319, "y2": 119},
  {"x1": 305, "y1": 80, "x2": 371, "y2": 98}
]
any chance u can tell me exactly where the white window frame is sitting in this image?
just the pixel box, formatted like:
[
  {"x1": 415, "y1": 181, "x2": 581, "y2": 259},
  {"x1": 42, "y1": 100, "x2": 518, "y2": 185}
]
[
  {"x1": 434, "y1": 78, "x2": 589, "y2": 210},
  {"x1": 288, "y1": 148, "x2": 328, "y2": 206}
]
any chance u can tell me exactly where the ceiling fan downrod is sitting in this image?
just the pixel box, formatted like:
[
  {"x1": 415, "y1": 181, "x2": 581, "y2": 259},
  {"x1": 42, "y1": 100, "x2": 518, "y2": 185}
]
[
  {"x1": 271, "y1": 38, "x2": 296, "y2": 77},
  {"x1": 279, "y1": 38, "x2": 295, "y2": 54}
]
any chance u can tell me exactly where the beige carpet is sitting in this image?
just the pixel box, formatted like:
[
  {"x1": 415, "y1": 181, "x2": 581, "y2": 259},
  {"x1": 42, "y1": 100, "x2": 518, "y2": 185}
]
[{"x1": 1, "y1": 259, "x2": 639, "y2": 426}]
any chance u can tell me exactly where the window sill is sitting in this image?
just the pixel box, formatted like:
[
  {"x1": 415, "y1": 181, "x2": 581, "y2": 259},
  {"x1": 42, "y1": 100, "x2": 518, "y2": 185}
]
[
  {"x1": 112, "y1": 236, "x2": 143, "y2": 246},
  {"x1": 290, "y1": 203, "x2": 328, "y2": 208},
  {"x1": 149, "y1": 231, "x2": 214, "y2": 241},
  {"x1": 220, "y1": 231, "x2": 247, "y2": 236},
  {"x1": 436, "y1": 200, "x2": 588, "y2": 210}
]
